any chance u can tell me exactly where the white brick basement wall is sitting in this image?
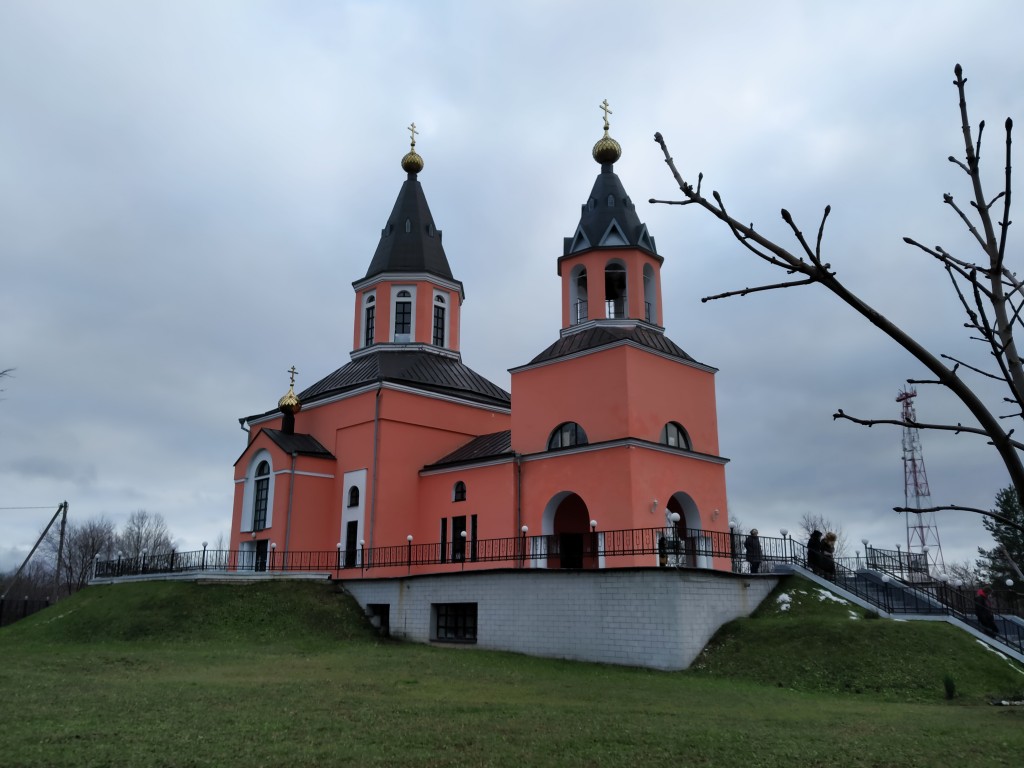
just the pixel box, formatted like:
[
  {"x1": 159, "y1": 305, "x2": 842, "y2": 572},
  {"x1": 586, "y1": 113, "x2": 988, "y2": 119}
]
[{"x1": 343, "y1": 567, "x2": 778, "y2": 670}]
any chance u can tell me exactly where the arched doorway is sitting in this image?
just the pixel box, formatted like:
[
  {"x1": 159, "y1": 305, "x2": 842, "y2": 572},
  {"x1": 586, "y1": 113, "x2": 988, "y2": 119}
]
[
  {"x1": 665, "y1": 492, "x2": 706, "y2": 568},
  {"x1": 544, "y1": 492, "x2": 598, "y2": 569}
]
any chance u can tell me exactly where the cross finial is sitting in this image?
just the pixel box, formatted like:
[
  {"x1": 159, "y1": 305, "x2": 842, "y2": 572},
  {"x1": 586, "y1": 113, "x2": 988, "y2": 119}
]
[
  {"x1": 599, "y1": 99, "x2": 613, "y2": 132},
  {"x1": 408, "y1": 122, "x2": 418, "y2": 149},
  {"x1": 287, "y1": 365, "x2": 298, "y2": 388}
]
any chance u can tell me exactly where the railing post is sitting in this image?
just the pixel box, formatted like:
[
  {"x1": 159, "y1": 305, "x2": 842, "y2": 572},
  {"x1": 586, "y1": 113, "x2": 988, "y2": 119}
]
[
  {"x1": 201, "y1": 542, "x2": 208, "y2": 571},
  {"x1": 270, "y1": 542, "x2": 277, "y2": 572},
  {"x1": 359, "y1": 540, "x2": 365, "y2": 573},
  {"x1": 336, "y1": 542, "x2": 342, "y2": 572}
]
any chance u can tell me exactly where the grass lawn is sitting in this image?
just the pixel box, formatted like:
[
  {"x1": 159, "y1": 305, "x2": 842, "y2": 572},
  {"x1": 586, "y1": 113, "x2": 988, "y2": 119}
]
[{"x1": 0, "y1": 578, "x2": 1021, "y2": 767}]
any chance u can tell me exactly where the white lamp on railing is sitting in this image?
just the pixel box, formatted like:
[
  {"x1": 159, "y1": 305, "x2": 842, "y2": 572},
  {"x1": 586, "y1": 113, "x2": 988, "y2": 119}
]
[
  {"x1": 1008, "y1": 578, "x2": 1015, "y2": 588},
  {"x1": 521, "y1": 525, "x2": 528, "y2": 534},
  {"x1": 780, "y1": 528, "x2": 789, "y2": 562},
  {"x1": 590, "y1": 520, "x2": 597, "y2": 531},
  {"x1": 270, "y1": 541, "x2": 277, "y2": 571},
  {"x1": 202, "y1": 541, "x2": 208, "y2": 571},
  {"x1": 407, "y1": 534, "x2": 414, "y2": 542}
]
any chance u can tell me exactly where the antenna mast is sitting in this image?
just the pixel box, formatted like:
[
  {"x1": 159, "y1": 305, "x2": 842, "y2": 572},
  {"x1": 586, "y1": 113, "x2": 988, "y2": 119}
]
[{"x1": 897, "y1": 386, "x2": 945, "y2": 573}]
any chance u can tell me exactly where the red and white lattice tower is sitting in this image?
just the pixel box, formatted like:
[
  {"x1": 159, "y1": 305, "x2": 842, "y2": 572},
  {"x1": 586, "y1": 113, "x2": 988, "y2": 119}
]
[{"x1": 897, "y1": 386, "x2": 946, "y2": 572}]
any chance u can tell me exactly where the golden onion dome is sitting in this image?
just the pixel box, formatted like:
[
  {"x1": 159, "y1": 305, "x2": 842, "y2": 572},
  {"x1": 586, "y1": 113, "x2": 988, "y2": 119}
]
[
  {"x1": 278, "y1": 386, "x2": 301, "y2": 415},
  {"x1": 401, "y1": 150, "x2": 424, "y2": 174},
  {"x1": 592, "y1": 98, "x2": 622, "y2": 165}
]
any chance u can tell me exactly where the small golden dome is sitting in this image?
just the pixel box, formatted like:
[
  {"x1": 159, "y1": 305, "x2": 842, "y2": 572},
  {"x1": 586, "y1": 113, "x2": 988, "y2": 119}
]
[
  {"x1": 278, "y1": 386, "x2": 301, "y2": 415},
  {"x1": 593, "y1": 98, "x2": 622, "y2": 165},
  {"x1": 401, "y1": 150, "x2": 424, "y2": 174},
  {"x1": 592, "y1": 135, "x2": 621, "y2": 164}
]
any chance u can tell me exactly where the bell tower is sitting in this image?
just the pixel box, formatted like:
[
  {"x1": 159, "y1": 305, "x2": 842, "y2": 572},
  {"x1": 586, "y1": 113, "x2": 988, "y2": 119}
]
[
  {"x1": 558, "y1": 100, "x2": 663, "y2": 332},
  {"x1": 350, "y1": 124, "x2": 465, "y2": 359}
]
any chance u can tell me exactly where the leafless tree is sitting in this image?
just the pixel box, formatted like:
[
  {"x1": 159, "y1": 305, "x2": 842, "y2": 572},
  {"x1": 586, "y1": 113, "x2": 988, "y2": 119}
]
[
  {"x1": 43, "y1": 516, "x2": 117, "y2": 596},
  {"x1": 653, "y1": 65, "x2": 1024, "y2": 531},
  {"x1": 0, "y1": 367, "x2": 12, "y2": 398},
  {"x1": 115, "y1": 510, "x2": 174, "y2": 558}
]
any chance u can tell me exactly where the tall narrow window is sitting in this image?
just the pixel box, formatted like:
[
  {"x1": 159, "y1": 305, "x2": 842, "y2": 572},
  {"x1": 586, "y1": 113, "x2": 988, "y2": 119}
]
[
  {"x1": 395, "y1": 290, "x2": 412, "y2": 341},
  {"x1": 348, "y1": 486, "x2": 360, "y2": 508},
  {"x1": 453, "y1": 481, "x2": 466, "y2": 502},
  {"x1": 433, "y1": 296, "x2": 446, "y2": 346},
  {"x1": 364, "y1": 305, "x2": 376, "y2": 346},
  {"x1": 253, "y1": 460, "x2": 270, "y2": 531}
]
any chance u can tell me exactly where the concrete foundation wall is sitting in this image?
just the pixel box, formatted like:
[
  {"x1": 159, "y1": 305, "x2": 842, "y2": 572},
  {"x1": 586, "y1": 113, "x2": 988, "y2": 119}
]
[{"x1": 344, "y1": 567, "x2": 778, "y2": 670}]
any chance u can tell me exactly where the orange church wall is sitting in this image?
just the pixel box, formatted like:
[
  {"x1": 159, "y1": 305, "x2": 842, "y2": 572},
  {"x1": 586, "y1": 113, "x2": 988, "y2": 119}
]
[{"x1": 511, "y1": 345, "x2": 719, "y2": 456}]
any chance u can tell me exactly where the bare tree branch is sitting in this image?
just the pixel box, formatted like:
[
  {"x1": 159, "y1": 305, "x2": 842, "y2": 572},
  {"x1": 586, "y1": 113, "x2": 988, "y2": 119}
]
[{"x1": 895, "y1": 503, "x2": 1024, "y2": 536}]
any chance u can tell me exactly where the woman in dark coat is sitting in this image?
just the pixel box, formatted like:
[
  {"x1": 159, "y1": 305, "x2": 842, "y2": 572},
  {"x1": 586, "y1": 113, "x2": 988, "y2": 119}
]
[
  {"x1": 806, "y1": 530, "x2": 823, "y2": 574},
  {"x1": 744, "y1": 529, "x2": 762, "y2": 574}
]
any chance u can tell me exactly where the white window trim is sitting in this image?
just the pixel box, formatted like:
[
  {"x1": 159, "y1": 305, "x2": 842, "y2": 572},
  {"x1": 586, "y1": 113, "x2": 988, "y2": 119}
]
[
  {"x1": 390, "y1": 285, "x2": 416, "y2": 343},
  {"x1": 361, "y1": 291, "x2": 377, "y2": 348},
  {"x1": 432, "y1": 290, "x2": 450, "y2": 347},
  {"x1": 240, "y1": 450, "x2": 275, "y2": 532}
]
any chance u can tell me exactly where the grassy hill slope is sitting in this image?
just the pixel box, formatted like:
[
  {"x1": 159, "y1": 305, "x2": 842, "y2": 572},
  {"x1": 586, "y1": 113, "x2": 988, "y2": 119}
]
[
  {"x1": 1, "y1": 577, "x2": 1022, "y2": 767},
  {"x1": 691, "y1": 577, "x2": 1024, "y2": 702}
]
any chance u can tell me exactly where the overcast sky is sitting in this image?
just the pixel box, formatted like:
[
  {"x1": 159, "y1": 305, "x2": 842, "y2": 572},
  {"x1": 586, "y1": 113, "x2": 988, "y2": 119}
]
[{"x1": 3, "y1": 1, "x2": 1024, "y2": 573}]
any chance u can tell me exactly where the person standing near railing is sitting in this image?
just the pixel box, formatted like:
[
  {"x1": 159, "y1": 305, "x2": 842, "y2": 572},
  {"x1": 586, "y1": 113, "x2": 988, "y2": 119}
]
[
  {"x1": 806, "y1": 530, "x2": 823, "y2": 574},
  {"x1": 744, "y1": 529, "x2": 762, "y2": 574}
]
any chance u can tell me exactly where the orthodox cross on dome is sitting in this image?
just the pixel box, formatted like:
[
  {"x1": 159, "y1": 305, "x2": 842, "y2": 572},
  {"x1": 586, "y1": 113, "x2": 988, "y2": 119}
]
[
  {"x1": 408, "y1": 122, "x2": 418, "y2": 149},
  {"x1": 287, "y1": 365, "x2": 298, "y2": 387},
  {"x1": 599, "y1": 99, "x2": 613, "y2": 133}
]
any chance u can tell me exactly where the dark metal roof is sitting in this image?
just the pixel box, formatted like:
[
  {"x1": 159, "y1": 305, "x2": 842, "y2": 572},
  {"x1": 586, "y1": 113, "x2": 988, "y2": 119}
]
[
  {"x1": 561, "y1": 164, "x2": 660, "y2": 262},
  {"x1": 362, "y1": 173, "x2": 457, "y2": 282},
  {"x1": 427, "y1": 430, "x2": 513, "y2": 468},
  {"x1": 297, "y1": 349, "x2": 511, "y2": 409},
  {"x1": 526, "y1": 325, "x2": 707, "y2": 367},
  {"x1": 262, "y1": 429, "x2": 335, "y2": 459}
]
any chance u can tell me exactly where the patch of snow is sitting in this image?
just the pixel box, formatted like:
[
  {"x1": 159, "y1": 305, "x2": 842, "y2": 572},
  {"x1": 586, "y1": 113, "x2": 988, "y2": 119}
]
[
  {"x1": 848, "y1": 611, "x2": 860, "y2": 620},
  {"x1": 815, "y1": 589, "x2": 848, "y2": 605},
  {"x1": 776, "y1": 593, "x2": 792, "y2": 611}
]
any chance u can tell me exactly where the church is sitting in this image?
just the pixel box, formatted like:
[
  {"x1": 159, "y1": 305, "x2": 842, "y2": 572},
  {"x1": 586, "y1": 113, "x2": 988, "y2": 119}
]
[{"x1": 228, "y1": 106, "x2": 731, "y2": 578}]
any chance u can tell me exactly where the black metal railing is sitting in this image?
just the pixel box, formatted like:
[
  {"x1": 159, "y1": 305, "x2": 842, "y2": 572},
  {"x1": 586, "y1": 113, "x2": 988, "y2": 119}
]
[
  {"x1": 0, "y1": 596, "x2": 51, "y2": 627},
  {"x1": 572, "y1": 299, "x2": 588, "y2": 325}
]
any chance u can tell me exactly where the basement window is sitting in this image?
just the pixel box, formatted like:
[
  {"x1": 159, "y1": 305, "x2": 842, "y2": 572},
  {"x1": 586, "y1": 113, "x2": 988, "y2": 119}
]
[{"x1": 433, "y1": 602, "x2": 477, "y2": 643}]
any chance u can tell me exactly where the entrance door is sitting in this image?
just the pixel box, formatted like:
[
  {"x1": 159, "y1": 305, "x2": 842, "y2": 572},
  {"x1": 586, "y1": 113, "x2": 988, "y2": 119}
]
[
  {"x1": 255, "y1": 539, "x2": 268, "y2": 572},
  {"x1": 559, "y1": 533, "x2": 584, "y2": 569},
  {"x1": 344, "y1": 521, "x2": 358, "y2": 568}
]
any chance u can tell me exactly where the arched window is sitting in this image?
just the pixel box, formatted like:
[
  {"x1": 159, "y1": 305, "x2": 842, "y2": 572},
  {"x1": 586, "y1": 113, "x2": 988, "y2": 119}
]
[
  {"x1": 660, "y1": 422, "x2": 691, "y2": 450},
  {"x1": 607, "y1": 194, "x2": 615, "y2": 207},
  {"x1": 604, "y1": 261, "x2": 627, "y2": 319},
  {"x1": 548, "y1": 422, "x2": 589, "y2": 450},
  {"x1": 348, "y1": 486, "x2": 360, "y2": 508},
  {"x1": 363, "y1": 293, "x2": 376, "y2": 347},
  {"x1": 453, "y1": 481, "x2": 467, "y2": 502},
  {"x1": 433, "y1": 294, "x2": 447, "y2": 347},
  {"x1": 405, "y1": 218, "x2": 411, "y2": 233},
  {"x1": 394, "y1": 289, "x2": 412, "y2": 341},
  {"x1": 253, "y1": 460, "x2": 270, "y2": 531}
]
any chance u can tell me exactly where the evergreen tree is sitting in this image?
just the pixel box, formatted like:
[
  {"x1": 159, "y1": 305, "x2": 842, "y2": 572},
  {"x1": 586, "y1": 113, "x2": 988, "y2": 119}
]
[{"x1": 977, "y1": 487, "x2": 1024, "y2": 594}]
